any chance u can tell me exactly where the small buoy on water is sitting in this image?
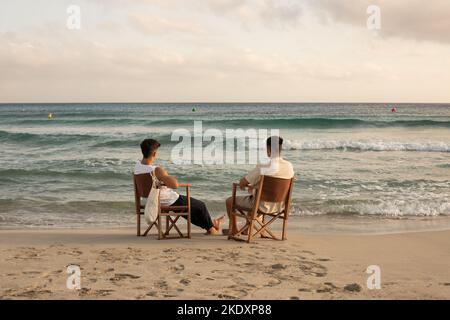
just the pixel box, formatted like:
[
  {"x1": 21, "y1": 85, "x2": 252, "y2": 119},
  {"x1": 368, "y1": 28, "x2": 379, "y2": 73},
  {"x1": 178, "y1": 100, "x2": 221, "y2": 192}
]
[
  {"x1": 48, "y1": 113, "x2": 53, "y2": 120},
  {"x1": 192, "y1": 107, "x2": 197, "y2": 112},
  {"x1": 391, "y1": 107, "x2": 397, "y2": 113}
]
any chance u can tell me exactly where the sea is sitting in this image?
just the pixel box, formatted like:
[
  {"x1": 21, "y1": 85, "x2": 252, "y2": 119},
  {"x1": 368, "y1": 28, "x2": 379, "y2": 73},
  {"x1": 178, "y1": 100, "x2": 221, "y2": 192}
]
[{"x1": 1, "y1": 103, "x2": 449, "y2": 233}]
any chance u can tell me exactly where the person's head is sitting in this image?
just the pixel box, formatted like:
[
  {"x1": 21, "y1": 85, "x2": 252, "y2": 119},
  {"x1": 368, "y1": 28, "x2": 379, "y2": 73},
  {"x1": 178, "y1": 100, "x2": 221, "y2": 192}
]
[
  {"x1": 140, "y1": 139, "x2": 161, "y2": 160},
  {"x1": 266, "y1": 136, "x2": 283, "y2": 158}
]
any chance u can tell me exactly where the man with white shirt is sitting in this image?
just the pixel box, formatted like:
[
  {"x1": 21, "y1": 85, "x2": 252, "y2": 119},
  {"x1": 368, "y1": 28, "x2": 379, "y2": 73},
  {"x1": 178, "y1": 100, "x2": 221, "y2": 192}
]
[
  {"x1": 134, "y1": 139, "x2": 224, "y2": 235},
  {"x1": 226, "y1": 136, "x2": 295, "y2": 234}
]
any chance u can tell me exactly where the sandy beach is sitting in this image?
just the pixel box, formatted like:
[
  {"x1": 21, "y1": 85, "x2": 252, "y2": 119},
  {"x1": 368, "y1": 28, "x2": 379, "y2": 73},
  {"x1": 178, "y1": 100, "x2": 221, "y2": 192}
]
[{"x1": 0, "y1": 227, "x2": 448, "y2": 300}]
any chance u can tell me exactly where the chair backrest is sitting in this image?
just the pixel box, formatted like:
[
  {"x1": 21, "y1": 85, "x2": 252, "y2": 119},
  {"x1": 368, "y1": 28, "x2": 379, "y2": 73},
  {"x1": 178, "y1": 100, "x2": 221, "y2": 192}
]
[
  {"x1": 133, "y1": 173, "x2": 153, "y2": 198},
  {"x1": 133, "y1": 173, "x2": 153, "y2": 214},
  {"x1": 259, "y1": 176, "x2": 293, "y2": 203}
]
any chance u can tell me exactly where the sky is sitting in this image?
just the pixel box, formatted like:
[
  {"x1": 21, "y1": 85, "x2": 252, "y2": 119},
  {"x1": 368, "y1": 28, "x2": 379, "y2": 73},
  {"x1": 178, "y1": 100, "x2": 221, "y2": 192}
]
[{"x1": 0, "y1": 0, "x2": 449, "y2": 103}]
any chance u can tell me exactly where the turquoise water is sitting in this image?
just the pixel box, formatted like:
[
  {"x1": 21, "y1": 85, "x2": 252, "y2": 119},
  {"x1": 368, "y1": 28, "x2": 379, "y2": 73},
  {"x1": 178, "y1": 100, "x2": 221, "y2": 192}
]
[{"x1": 0, "y1": 103, "x2": 449, "y2": 229}]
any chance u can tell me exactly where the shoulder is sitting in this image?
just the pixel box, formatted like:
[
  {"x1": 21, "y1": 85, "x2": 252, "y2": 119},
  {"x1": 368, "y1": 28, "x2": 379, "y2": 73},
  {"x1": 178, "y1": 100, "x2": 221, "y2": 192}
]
[
  {"x1": 281, "y1": 159, "x2": 295, "y2": 174},
  {"x1": 155, "y1": 166, "x2": 167, "y2": 176},
  {"x1": 134, "y1": 162, "x2": 147, "y2": 174}
]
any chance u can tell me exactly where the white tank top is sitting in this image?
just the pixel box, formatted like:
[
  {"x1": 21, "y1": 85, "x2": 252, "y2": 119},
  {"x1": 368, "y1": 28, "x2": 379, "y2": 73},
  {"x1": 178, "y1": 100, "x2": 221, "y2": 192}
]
[{"x1": 134, "y1": 162, "x2": 180, "y2": 206}]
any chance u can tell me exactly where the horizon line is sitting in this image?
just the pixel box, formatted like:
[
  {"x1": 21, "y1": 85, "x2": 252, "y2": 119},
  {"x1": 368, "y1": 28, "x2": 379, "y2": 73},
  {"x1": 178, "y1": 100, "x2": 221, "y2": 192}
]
[{"x1": 1, "y1": 101, "x2": 450, "y2": 105}]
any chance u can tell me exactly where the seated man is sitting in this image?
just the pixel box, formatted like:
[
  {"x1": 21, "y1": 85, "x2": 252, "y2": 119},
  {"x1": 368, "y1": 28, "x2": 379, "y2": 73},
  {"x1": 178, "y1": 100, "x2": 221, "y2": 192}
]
[
  {"x1": 134, "y1": 139, "x2": 224, "y2": 235},
  {"x1": 226, "y1": 136, "x2": 295, "y2": 234}
]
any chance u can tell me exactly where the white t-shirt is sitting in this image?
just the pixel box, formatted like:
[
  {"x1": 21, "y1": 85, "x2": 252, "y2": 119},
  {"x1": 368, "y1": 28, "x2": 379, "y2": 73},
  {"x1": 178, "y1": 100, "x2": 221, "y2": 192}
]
[
  {"x1": 134, "y1": 162, "x2": 180, "y2": 206},
  {"x1": 245, "y1": 157, "x2": 295, "y2": 213}
]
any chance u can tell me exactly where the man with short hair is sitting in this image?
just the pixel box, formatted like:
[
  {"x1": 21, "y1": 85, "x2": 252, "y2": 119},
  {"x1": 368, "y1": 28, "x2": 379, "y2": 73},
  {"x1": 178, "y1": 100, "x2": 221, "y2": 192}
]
[
  {"x1": 226, "y1": 136, "x2": 295, "y2": 234},
  {"x1": 134, "y1": 139, "x2": 224, "y2": 235}
]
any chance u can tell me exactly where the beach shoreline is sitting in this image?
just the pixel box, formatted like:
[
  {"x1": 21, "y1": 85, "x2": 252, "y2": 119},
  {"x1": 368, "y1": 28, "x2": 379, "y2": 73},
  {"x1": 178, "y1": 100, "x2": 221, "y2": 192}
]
[
  {"x1": 1, "y1": 227, "x2": 448, "y2": 300},
  {"x1": 2, "y1": 215, "x2": 450, "y2": 236}
]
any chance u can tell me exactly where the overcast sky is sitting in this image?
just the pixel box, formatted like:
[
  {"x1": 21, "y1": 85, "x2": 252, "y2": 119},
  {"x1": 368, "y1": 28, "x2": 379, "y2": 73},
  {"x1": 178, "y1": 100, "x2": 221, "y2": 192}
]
[{"x1": 1, "y1": 0, "x2": 449, "y2": 103}]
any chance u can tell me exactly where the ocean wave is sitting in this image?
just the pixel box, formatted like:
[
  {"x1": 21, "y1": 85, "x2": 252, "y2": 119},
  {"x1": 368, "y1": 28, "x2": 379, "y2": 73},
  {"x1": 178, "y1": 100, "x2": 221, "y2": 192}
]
[
  {"x1": 0, "y1": 130, "x2": 172, "y2": 148},
  {"x1": 3, "y1": 128, "x2": 449, "y2": 153},
  {"x1": 0, "y1": 168, "x2": 132, "y2": 181},
  {"x1": 215, "y1": 118, "x2": 450, "y2": 129},
  {"x1": 3, "y1": 117, "x2": 450, "y2": 129},
  {"x1": 293, "y1": 199, "x2": 450, "y2": 217},
  {"x1": 285, "y1": 139, "x2": 450, "y2": 152},
  {"x1": 0, "y1": 130, "x2": 98, "y2": 145}
]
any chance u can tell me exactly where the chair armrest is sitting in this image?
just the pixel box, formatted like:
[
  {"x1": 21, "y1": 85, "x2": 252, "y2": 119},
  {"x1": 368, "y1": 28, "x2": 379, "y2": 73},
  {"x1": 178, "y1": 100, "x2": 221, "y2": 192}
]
[
  {"x1": 178, "y1": 183, "x2": 191, "y2": 200},
  {"x1": 232, "y1": 182, "x2": 254, "y2": 192}
]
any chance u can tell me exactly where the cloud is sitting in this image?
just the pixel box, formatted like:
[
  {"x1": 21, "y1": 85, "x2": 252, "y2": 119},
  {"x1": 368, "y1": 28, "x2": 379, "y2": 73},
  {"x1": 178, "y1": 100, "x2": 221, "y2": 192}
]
[
  {"x1": 1, "y1": 0, "x2": 450, "y2": 102},
  {"x1": 311, "y1": 0, "x2": 450, "y2": 44},
  {"x1": 128, "y1": 13, "x2": 205, "y2": 35},
  {"x1": 202, "y1": 0, "x2": 303, "y2": 28}
]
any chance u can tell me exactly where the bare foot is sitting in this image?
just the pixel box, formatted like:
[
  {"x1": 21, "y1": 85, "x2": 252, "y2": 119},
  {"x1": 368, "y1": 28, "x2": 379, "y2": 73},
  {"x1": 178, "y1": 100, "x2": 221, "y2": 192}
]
[
  {"x1": 206, "y1": 228, "x2": 222, "y2": 236},
  {"x1": 205, "y1": 215, "x2": 225, "y2": 236},
  {"x1": 213, "y1": 215, "x2": 225, "y2": 230}
]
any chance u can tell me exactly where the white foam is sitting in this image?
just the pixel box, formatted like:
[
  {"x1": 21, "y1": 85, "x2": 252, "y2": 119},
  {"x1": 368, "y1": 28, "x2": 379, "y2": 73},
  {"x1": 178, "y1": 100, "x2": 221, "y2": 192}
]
[
  {"x1": 285, "y1": 139, "x2": 450, "y2": 152},
  {"x1": 292, "y1": 200, "x2": 450, "y2": 217}
]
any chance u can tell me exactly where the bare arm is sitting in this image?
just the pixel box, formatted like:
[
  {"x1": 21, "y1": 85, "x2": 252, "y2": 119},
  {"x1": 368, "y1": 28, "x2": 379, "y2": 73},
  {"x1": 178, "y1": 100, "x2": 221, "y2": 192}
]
[{"x1": 155, "y1": 166, "x2": 179, "y2": 189}]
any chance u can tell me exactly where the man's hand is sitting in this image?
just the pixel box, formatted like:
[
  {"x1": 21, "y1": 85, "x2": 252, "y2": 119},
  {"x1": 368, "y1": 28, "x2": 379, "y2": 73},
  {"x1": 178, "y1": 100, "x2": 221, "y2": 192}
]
[{"x1": 239, "y1": 177, "x2": 250, "y2": 191}]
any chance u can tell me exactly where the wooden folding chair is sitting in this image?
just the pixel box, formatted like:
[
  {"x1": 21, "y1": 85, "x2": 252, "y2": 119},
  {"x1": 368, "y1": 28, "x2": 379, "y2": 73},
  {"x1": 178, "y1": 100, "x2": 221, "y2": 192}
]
[
  {"x1": 133, "y1": 174, "x2": 191, "y2": 240},
  {"x1": 228, "y1": 176, "x2": 294, "y2": 243}
]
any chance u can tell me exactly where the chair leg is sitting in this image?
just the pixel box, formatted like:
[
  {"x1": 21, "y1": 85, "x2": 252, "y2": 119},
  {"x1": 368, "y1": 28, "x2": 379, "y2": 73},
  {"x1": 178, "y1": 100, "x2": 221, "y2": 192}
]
[
  {"x1": 137, "y1": 214, "x2": 141, "y2": 237},
  {"x1": 282, "y1": 216, "x2": 288, "y2": 241},
  {"x1": 227, "y1": 211, "x2": 235, "y2": 240},
  {"x1": 187, "y1": 212, "x2": 191, "y2": 239},
  {"x1": 157, "y1": 215, "x2": 162, "y2": 240},
  {"x1": 247, "y1": 219, "x2": 254, "y2": 243},
  {"x1": 165, "y1": 216, "x2": 170, "y2": 236}
]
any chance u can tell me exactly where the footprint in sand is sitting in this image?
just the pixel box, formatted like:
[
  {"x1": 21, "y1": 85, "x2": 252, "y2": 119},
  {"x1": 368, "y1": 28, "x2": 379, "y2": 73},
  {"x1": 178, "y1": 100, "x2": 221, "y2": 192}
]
[
  {"x1": 78, "y1": 288, "x2": 91, "y2": 296},
  {"x1": 13, "y1": 289, "x2": 52, "y2": 298},
  {"x1": 324, "y1": 282, "x2": 338, "y2": 289},
  {"x1": 180, "y1": 279, "x2": 191, "y2": 286},
  {"x1": 95, "y1": 289, "x2": 115, "y2": 297},
  {"x1": 315, "y1": 282, "x2": 338, "y2": 294},
  {"x1": 72, "y1": 249, "x2": 83, "y2": 256},
  {"x1": 13, "y1": 248, "x2": 42, "y2": 260},
  {"x1": 264, "y1": 278, "x2": 282, "y2": 287},
  {"x1": 299, "y1": 261, "x2": 328, "y2": 277},
  {"x1": 110, "y1": 273, "x2": 141, "y2": 281},
  {"x1": 316, "y1": 287, "x2": 333, "y2": 293},
  {"x1": 146, "y1": 291, "x2": 158, "y2": 297},
  {"x1": 271, "y1": 263, "x2": 287, "y2": 270},
  {"x1": 217, "y1": 293, "x2": 238, "y2": 300},
  {"x1": 155, "y1": 280, "x2": 169, "y2": 290},
  {"x1": 343, "y1": 283, "x2": 362, "y2": 293},
  {"x1": 170, "y1": 264, "x2": 185, "y2": 273},
  {"x1": 22, "y1": 271, "x2": 41, "y2": 275}
]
